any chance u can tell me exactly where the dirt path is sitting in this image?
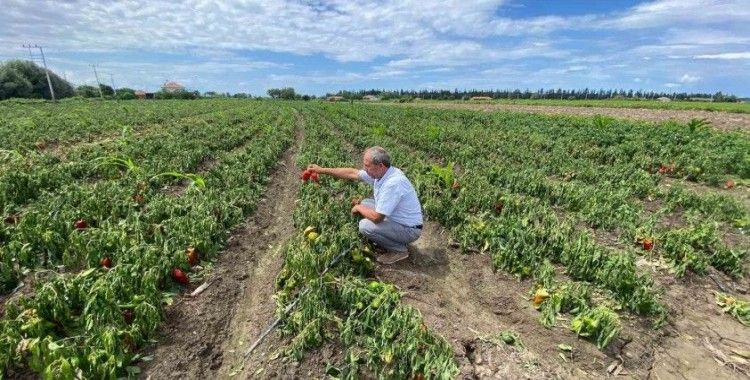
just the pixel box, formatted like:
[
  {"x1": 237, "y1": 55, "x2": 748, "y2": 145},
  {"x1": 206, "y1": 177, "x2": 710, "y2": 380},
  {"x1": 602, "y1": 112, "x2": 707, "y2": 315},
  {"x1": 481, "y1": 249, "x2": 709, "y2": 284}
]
[
  {"x1": 649, "y1": 271, "x2": 750, "y2": 379},
  {"x1": 393, "y1": 103, "x2": 750, "y2": 133},
  {"x1": 140, "y1": 116, "x2": 304, "y2": 379},
  {"x1": 215, "y1": 113, "x2": 342, "y2": 379}
]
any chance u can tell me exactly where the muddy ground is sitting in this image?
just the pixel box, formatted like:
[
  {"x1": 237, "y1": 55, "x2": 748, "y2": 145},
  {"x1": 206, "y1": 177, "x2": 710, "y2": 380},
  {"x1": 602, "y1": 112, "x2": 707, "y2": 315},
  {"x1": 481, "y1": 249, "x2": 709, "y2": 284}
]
[
  {"x1": 393, "y1": 102, "x2": 750, "y2": 133},
  {"x1": 141, "y1": 111, "x2": 750, "y2": 379}
]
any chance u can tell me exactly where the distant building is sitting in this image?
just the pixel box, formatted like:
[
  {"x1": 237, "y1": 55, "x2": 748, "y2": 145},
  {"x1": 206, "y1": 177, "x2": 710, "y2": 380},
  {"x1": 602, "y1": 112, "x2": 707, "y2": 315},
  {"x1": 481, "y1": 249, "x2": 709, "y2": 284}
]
[
  {"x1": 162, "y1": 81, "x2": 185, "y2": 93},
  {"x1": 469, "y1": 96, "x2": 493, "y2": 101},
  {"x1": 134, "y1": 90, "x2": 155, "y2": 99},
  {"x1": 326, "y1": 96, "x2": 345, "y2": 102},
  {"x1": 362, "y1": 95, "x2": 379, "y2": 101},
  {"x1": 657, "y1": 97, "x2": 671, "y2": 102}
]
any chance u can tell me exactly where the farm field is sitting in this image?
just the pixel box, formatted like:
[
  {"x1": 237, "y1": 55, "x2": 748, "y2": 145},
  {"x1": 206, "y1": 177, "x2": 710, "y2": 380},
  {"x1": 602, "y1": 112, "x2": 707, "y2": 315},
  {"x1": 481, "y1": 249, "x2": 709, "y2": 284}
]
[
  {"x1": 393, "y1": 101, "x2": 750, "y2": 134},
  {"x1": 431, "y1": 99, "x2": 750, "y2": 114},
  {"x1": 1, "y1": 99, "x2": 749, "y2": 379}
]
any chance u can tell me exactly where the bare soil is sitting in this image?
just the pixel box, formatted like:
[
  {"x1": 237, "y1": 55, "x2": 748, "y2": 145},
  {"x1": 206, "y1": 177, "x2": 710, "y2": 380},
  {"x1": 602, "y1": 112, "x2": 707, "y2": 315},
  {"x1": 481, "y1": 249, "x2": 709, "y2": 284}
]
[
  {"x1": 650, "y1": 270, "x2": 750, "y2": 379},
  {"x1": 397, "y1": 103, "x2": 750, "y2": 133}
]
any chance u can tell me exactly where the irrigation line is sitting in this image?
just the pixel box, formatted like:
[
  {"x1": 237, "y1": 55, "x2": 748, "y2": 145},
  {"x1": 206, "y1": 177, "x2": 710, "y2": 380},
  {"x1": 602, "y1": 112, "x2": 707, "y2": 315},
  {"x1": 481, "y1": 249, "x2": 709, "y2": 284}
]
[
  {"x1": 708, "y1": 273, "x2": 732, "y2": 294},
  {"x1": 243, "y1": 244, "x2": 354, "y2": 359}
]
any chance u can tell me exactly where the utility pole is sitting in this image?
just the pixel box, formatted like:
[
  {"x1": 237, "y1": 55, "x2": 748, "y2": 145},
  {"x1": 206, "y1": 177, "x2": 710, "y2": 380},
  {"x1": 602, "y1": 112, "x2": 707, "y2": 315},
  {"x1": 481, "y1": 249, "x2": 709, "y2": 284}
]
[
  {"x1": 23, "y1": 43, "x2": 33, "y2": 60},
  {"x1": 90, "y1": 64, "x2": 105, "y2": 100},
  {"x1": 109, "y1": 74, "x2": 117, "y2": 98},
  {"x1": 23, "y1": 44, "x2": 56, "y2": 101}
]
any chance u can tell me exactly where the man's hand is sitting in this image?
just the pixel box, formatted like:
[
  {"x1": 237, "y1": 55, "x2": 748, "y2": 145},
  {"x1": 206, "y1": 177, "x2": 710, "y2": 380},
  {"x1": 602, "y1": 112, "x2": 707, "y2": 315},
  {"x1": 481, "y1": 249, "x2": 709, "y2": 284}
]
[
  {"x1": 351, "y1": 204, "x2": 385, "y2": 223},
  {"x1": 351, "y1": 196, "x2": 362, "y2": 207},
  {"x1": 307, "y1": 164, "x2": 323, "y2": 174}
]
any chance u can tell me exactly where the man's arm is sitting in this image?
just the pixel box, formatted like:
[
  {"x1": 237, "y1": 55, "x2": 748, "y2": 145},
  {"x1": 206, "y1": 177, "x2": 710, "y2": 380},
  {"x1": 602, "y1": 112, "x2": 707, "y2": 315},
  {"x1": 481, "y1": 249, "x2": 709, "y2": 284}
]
[
  {"x1": 352, "y1": 204, "x2": 385, "y2": 223},
  {"x1": 307, "y1": 165, "x2": 360, "y2": 181}
]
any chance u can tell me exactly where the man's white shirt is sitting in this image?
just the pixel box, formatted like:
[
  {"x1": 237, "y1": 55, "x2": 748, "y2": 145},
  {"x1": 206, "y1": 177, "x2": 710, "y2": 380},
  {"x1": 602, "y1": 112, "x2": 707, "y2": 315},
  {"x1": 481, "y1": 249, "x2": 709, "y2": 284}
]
[{"x1": 358, "y1": 167, "x2": 423, "y2": 226}]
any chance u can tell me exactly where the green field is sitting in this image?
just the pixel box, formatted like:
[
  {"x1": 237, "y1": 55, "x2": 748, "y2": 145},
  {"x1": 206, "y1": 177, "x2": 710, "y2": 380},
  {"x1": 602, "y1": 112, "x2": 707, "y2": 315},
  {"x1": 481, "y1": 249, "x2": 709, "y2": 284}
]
[
  {"x1": 1, "y1": 99, "x2": 748, "y2": 378},
  {"x1": 430, "y1": 98, "x2": 750, "y2": 113}
]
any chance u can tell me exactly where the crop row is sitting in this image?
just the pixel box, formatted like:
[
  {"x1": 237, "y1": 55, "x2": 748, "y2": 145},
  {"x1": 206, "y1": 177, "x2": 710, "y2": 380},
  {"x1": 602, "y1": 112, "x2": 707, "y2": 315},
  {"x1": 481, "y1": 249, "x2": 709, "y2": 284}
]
[
  {"x1": 0, "y1": 99, "x2": 252, "y2": 150},
  {"x1": 0, "y1": 103, "x2": 295, "y2": 378},
  {"x1": 334, "y1": 105, "x2": 748, "y2": 279},
  {"x1": 269, "y1": 107, "x2": 458, "y2": 378},
  {"x1": 1, "y1": 104, "x2": 276, "y2": 213},
  {"x1": 310, "y1": 104, "x2": 676, "y2": 347}
]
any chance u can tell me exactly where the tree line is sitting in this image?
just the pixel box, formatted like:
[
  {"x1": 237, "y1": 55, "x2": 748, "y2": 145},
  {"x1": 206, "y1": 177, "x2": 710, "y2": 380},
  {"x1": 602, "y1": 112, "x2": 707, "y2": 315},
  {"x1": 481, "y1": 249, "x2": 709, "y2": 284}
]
[
  {"x1": 1, "y1": 59, "x2": 741, "y2": 103},
  {"x1": 328, "y1": 88, "x2": 741, "y2": 102},
  {"x1": 0, "y1": 60, "x2": 203, "y2": 101}
]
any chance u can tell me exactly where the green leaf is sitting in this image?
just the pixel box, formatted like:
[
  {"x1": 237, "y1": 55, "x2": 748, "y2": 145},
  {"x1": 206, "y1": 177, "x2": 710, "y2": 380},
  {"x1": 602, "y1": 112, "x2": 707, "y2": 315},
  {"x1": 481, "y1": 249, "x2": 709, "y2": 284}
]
[{"x1": 47, "y1": 341, "x2": 63, "y2": 351}]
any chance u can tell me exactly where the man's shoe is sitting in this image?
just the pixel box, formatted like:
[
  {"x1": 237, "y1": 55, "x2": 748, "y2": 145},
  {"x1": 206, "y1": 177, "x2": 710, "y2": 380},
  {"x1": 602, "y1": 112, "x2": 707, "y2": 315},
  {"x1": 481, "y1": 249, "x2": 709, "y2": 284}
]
[
  {"x1": 376, "y1": 251, "x2": 409, "y2": 265},
  {"x1": 370, "y1": 244, "x2": 387, "y2": 254}
]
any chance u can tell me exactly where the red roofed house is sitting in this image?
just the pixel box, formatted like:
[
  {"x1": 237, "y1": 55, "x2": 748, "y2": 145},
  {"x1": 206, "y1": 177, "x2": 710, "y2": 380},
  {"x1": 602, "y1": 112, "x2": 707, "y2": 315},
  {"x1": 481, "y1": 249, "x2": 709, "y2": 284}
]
[
  {"x1": 134, "y1": 90, "x2": 147, "y2": 99},
  {"x1": 162, "y1": 81, "x2": 185, "y2": 93}
]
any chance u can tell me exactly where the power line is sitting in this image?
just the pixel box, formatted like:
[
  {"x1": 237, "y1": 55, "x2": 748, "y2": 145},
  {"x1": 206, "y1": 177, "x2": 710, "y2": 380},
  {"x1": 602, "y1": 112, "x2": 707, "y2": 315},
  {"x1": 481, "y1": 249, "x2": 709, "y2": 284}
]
[
  {"x1": 90, "y1": 64, "x2": 105, "y2": 100},
  {"x1": 22, "y1": 44, "x2": 56, "y2": 102},
  {"x1": 24, "y1": 43, "x2": 33, "y2": 60},
  {"x1": 110, "y1": 74, "x2": 117, "y2": 98}
]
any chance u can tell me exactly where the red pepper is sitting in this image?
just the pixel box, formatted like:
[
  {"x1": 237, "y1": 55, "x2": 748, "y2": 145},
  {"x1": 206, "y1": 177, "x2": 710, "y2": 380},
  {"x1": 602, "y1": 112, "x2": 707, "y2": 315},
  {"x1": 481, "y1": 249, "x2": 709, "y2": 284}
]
[
  {"x1": 100, "y1": 256, "x2": 112, "y2": 269},
  {"x1": 74, "y1": 218, "x2": 88, "y2": 230},
  {"x1": 642, "y1": 238, "x2": 654, "y2": 251},
  {"x1": 172, "y1": 268, "x2": 190, "y2": 285}
]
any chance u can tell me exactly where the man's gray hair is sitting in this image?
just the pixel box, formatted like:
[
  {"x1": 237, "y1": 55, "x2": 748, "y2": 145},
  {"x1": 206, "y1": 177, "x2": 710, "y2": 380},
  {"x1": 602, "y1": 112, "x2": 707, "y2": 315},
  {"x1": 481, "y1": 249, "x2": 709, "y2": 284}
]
[{"x1": 365, "y1": 146, "x2": 391, "y2": 167}]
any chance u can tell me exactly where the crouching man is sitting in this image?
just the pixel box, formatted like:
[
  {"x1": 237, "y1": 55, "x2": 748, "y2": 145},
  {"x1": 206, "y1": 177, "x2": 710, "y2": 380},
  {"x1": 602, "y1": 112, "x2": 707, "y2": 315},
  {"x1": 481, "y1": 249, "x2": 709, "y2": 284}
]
[{"x1": 306, "y1": 146, "x2": 423, "y2": 264}]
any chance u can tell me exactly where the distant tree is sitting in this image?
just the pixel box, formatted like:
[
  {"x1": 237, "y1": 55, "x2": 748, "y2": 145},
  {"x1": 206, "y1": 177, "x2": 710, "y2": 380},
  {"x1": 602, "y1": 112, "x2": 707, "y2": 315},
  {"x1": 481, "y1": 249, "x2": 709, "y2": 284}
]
[
  {"x1": 116, "y1": 87, "x2": 136, "y2": 100},
  {"x1": 267, "y1": 88, "x2": 281, "y2": 98},
  {"x1": 75, "y1": 85, "x2": 100, "y2": 98},
  {"x1": 0, "y1": 59, "x2": 74, "y2": 100},
  {"x1": 0, "y1": 67, "x2": 33, "y2": 98},
  {"x1": 99, "y1": 84, "x2": 114, "y2": 97},
  {"x1": 267, "y1": 87, "x2": 297, "y2": 99},
  {"x1": 279, "y1": 87, "x2": 296, "y2": 99},
  {"x1": 155, "y1": 89, "x2": 200, "y2": 99}
]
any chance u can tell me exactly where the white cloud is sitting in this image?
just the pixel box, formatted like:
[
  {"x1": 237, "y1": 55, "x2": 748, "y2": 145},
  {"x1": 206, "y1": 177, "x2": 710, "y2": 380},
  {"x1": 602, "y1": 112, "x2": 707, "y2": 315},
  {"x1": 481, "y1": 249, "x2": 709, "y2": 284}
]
[
  {"x1": 602, "y1": 0, "x2": 750, "y2": 29},
  {"x1": 694, "y1": 52, "x2": 750, "y2": 60},
  {"x1": 679, "y1": 74, "x2": 700, "y2": 83},
  {"x1": 0, "y1": 0, "x2": 747, "y2": 95},
  {"x1": 490, "y1": 15, "x2": 597, "y2": 35},
  {"x1": 661, "y1": 28, "x2": 750, "y2": 46},
  {"x1": 2, "y1": 0, "x2": 512, "y2": 63},
  {"x1": 664, "y1": 82, "x2": 680, "y2": 88}
]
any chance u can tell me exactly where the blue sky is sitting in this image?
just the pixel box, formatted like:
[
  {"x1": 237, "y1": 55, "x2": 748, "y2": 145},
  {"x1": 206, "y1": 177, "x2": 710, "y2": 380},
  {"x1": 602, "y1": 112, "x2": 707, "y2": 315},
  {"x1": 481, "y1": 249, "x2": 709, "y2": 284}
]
[{"x1": 1, "y1": 0, "x2": 748, "y2": 96}]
